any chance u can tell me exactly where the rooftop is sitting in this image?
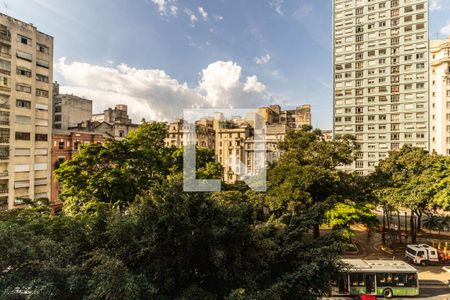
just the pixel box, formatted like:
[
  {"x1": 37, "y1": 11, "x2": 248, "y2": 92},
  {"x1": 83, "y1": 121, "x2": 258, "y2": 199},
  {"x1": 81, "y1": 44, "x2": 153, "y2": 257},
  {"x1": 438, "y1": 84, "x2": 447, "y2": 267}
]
[{"x1": 342, "y1": 259, "x2": 417, "y2": 273}]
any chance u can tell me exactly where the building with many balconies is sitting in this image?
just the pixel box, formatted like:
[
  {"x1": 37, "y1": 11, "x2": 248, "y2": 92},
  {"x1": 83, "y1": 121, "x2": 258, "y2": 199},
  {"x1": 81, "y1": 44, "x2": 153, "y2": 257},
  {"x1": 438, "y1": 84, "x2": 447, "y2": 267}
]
[
  {"x1": 333, "y1": 0, "x2": 429, "y2": 174},
  {"x1": 0, "y1": 14, "x2": 53, "y2": 210}
]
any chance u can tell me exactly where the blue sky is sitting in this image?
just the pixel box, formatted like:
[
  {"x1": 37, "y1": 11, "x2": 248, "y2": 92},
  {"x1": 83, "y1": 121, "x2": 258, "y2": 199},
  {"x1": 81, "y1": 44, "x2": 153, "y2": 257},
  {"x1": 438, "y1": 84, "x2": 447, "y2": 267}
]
[{"x1": 5, "y1": 0, "x2": 450, "y2": 128}]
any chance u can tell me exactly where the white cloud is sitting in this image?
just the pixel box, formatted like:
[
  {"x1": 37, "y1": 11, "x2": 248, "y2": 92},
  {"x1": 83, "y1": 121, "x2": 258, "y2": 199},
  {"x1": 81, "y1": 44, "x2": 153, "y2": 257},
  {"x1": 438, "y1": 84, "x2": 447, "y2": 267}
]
[
  {"x1": 185, "y1": 9, "x2": 198, "y2": 26},
  {"x1": 430, "y1": 0, "x2": 443, "y2": 10},
  {"x1": 56, "y1": 58, "x2": 269, "y2": 122},
  {"x1": 440, "y1": 21, "x2": 450, "y2": 36},
  {"x1": 244, "y1": 76, "x2": 266, "y2": 93},
  {"x1": 431, "y1": 0, "x2": 450, "y2": 10},
  {"x1": 270, "y1": 0, "x2": 284, "y2": 15},
  {"x1": 152, "y1": 0, "x2": 178, "y2": 16},
  {"x1": 254, "y1": 54, "x2": 271, "y2": 65},
  {"x1": 198, "y1": 7, "x2": 208, "y2": 21},
  {"x1": 213, "y1": 14, "x2": 224, "y2": 21}
]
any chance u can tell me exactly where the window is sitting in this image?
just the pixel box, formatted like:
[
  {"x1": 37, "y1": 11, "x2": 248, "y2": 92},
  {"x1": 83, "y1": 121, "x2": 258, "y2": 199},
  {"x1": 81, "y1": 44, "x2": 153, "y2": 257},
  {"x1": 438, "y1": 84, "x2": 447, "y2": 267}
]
[
  {"x1": 36, "y1": 74, "x2": 48, "y2": 83},
  {"x1": 15, "y1": 132, "x2": 30, "y2": 141},
  {"x1": 58, "y1": 141, "x2": 64, "y2": 149},
  {"x1": 16, "y1": 66, "x2": 31, "y2": 77},
  {"x1": 17, "y1": 34, "x2": 32, "y2": 46},
  {"x1": 35, "y1": 134, "x2": 48, "y2": 141},
  {"x1": 16, "y1": 83, "x2": 31, "y2": 93},
  {"x1": 16, "y1": 50, "x2": 32, "y2": 61},
  {"x1": 16, "y1": 99, "x2": 31, "y2": 109},
  {"x1": 36, "y1": 43, "x2": 49, "y2": 54},
  {"x1": 15, "y1": 115, "x2": 31, "y2": 124},
  {"x1": 36, "y1": 59, "x2": 49, "y2": 69},
  {"x1": 36, "y1": 89, "x2": 49, "y2": 97}
]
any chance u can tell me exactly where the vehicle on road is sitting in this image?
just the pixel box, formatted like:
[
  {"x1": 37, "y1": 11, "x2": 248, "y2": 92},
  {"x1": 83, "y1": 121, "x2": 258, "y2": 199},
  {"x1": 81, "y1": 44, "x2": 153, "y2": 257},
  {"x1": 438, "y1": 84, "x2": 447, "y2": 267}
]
[
  {"x1": 331, "y1": 259, "x2": 419, "y2": 298},
  {"x1": 405, "y1": 244, "x2": 450, "y2": 266}
]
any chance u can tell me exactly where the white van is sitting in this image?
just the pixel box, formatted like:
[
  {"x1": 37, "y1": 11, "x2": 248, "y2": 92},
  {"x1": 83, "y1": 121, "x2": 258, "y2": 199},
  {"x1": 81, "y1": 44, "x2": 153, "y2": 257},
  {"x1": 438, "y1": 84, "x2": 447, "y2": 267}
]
[{"x1": 405, "y1": 244, "x2": 439, "y2": 266}]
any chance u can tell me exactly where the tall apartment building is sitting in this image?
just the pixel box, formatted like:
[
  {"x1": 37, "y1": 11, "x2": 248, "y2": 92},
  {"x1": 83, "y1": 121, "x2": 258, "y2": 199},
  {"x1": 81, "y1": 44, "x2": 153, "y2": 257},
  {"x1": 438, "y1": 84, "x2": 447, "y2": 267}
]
[
  {"x1": 333, "y1": 0, "x2": 429, "y2": 174},
  {"x1": 53, "y1": 82, "x2": 93, "y2": 130},
  {"x1": 430, "y1": 36, "x2": 450, "y2": 155},
  {"x1": 0, "y1": 14, "x2": 53, "y2": 210}
]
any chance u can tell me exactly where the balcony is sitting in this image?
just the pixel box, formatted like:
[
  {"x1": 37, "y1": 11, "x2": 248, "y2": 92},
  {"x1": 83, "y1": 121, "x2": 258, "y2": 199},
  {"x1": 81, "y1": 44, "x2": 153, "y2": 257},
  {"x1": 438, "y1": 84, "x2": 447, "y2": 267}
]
[
  {"x1": 0, "y1": 187, "x2": 8, "y2": 195},
  {"x1": 0, "y1": 51, "x2": 11, "y2": 59},
  {"x1": 0, "y1": 34, "x2": 11, "y2": 44},
  {"x1": 0, "y1": 86, "x2": 10, "y2": 92},
  {"x1": 0, "y1": 68, "x2": 10, "y2": 76}
]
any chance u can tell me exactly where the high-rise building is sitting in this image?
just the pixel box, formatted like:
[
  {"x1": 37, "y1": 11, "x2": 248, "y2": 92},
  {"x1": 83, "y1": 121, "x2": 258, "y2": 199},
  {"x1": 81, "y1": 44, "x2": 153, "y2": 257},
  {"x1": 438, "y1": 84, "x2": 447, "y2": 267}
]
[
  {"x1": 430, "y1": 36, "x2": 450, "y2": 155},
  {"x1": 333, "y1": 0, "x2": 429, "y2": 174},
  {"x1": 0, "y1": 14, "x2": 53, "y2": 210}
]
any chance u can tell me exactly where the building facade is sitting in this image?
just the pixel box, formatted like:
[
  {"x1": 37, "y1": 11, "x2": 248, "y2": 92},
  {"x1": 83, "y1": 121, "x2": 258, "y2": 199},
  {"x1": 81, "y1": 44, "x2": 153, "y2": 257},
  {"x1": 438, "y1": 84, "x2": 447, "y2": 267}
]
[
  {"x1": 50, "y1": 130, "x2": 104, "y2": 207},
  {"x1": 53, "y1": 83, "x2": 93, "y2": 130},
  {"x1": 430, "y1": 36, "x2": 450, "y2": 155},
  {"x1": 165, "y1": 118, "x2": 215, "y2": 150},
  {"x1": 258, "y1": 104, "x2": 311, "y2": 129},
  {"x1": 71, "y1": 104, "x2": 138, "y2": 140},
  {"x1": 0, "y1": 14, "x2": 53, "y2": 210},
  {"x1": 333, "y1": 0, "x2": 429, "y2": 174}
]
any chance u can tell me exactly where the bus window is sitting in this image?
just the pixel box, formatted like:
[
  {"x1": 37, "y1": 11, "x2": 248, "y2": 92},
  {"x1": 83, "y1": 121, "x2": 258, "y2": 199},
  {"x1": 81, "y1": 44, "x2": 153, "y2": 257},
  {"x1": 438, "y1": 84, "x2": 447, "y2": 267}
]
[
  {"x1": 406, "y1": 273, "x2": 418, "y2": 287},
  {"x1": 331, "y1": 274, "x2": 349, "y2": 294},
  {"x1": 395, "y1": 273, "x2": 406, "y2": 286},
  {"x1": 377, "y1": 273, "x2": 393, "y2": 287},
  {"x1": 350, "y1": 273, "x2": 365, "y2": 287}
]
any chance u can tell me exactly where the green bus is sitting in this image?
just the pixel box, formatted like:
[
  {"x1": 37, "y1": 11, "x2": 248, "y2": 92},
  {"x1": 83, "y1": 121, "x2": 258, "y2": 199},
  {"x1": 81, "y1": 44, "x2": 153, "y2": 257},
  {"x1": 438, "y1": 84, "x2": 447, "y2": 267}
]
[{"x1": 331, "y1": 259, "x2": 419, "y2": 298}]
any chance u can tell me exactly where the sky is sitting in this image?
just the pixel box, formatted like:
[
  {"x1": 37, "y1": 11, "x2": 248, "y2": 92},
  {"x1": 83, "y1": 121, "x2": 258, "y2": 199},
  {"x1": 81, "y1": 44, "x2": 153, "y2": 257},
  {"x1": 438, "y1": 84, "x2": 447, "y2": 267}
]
[{"x1": 4, "y1": 0, "x2": 450, "y2": 129}]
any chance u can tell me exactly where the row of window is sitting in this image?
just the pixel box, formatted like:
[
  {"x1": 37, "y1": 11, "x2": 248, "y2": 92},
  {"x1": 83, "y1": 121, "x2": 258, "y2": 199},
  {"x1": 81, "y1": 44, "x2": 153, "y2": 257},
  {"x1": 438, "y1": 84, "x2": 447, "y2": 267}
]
[
  {"x1": 15, "y1": 132, "x2": 48, "y2": 141},
  {"x1": 336, "y1": 113, "x2": 426, "y2": 122},
  {"x1": 336, "y1": 13, "x2": 425, "y2": 31},
  {"x1": 336, "y1": 124, "x2": 426, "y2": 132},
  {"x1": 336, "y1": 52, "x2": 426, "y2": 64},
  {"x1": 336, "y1": 32, "x2": 426, "y2": 48},
  {"x1": 16, "y1": 67, "x2": 49, "y2": 82},
  {"x1": 335, "y1": 84, "x2": 426, "y2": 98},
  {"x1": 16, "y1": 51, "x2": 50, "y2": 68},
  {"x1": 336, "y1": 2, "x2": 425, "y2": 15},
  {"x1": 16, "y1": 83, "x2": 49, "y2": 97},
  {"x1": 17, "y1": 34, "x2": 49, "y2": 54},
  {"x1": 336, "y1": 104, "x2": 425, "y2": 113},
  {"x1": 335, "y1": 62, "x2": 426, "y2": 71}
]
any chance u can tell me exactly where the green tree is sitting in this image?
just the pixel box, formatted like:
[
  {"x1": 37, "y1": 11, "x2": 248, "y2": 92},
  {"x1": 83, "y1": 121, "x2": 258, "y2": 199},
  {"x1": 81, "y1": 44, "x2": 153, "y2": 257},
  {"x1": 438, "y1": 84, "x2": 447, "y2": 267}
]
[
  {"x1": 55, "y1": 122, "x2": 171, "y2": 213},
  {"x1": 266, "y1": 126, "x2": 362, "y2": 238},
  {"x1": 373, "y1": 145, "x2": 448, "y2": 244}
]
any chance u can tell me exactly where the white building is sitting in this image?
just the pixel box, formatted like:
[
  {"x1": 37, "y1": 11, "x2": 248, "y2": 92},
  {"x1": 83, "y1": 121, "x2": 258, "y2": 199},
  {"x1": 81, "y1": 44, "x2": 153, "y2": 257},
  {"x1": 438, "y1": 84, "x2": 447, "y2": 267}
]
[{"x1": 333, "y1": 0, "x2": 429, "y2": 174}]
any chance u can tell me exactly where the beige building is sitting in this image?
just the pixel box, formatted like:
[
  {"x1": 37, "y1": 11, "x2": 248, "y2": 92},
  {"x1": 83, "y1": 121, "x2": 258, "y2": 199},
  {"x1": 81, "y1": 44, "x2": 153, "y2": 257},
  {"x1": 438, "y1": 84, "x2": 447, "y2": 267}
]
[
  {"x1": 258, "y1": 104, "x2": 311, "y2": 129},
  {"x1": 213, "y1": 115, "x2": 252, "y2": 183},
  {"x1": 430, "y1": 36, "x2": 450, "y2": 155},
  {"x1": 165, "y1": 118, "x2": 215, "y2": 150},
  {"x1": 53, "y1": 82, "x2": 93, "y2": 130},
  {"x1": 70, "y1": 104, "x2": 138, "y2": 140},
  {"x1": 333, "y1": 0, "x2": 429, "y2": 174},
  {"x1": 0, "y1": 14, "x2": 53, "y2": 210}
]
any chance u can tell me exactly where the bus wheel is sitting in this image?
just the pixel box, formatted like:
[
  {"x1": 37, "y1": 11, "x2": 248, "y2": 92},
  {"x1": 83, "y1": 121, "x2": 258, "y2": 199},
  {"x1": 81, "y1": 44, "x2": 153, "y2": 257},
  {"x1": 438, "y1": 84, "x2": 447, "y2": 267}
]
[
  {"x1": 383, "y1": 288, "x2": 393, "y2": 298},
  {"x1": 420, "y1": 260, "x2": 428, "y2": 266}
]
